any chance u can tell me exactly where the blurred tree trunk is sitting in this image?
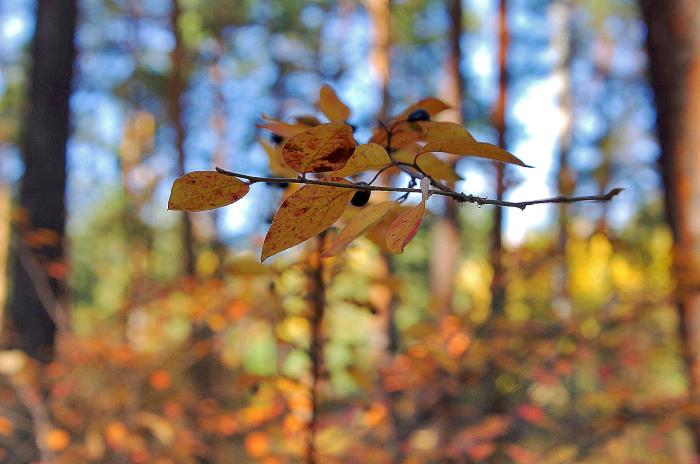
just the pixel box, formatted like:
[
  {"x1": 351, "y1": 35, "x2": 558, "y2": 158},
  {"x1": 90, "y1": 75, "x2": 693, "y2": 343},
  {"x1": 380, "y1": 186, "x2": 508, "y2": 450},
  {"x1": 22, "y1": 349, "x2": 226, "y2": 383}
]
[
  {"x1": 429, "y1": 0, "x2": 463, "y2": 315},
  {"x1": 551, "y1": 0, "x2": 575, "y2": 318},
  {"x1": 0, "y1": 183, "x2": 11, "y2": 330},
  {"x1": 167, "y1": 0, "x2": 196, "y2": 276},
  {"x1": 639, "y1": 0, "x2": 700, "y2": 452},
  {"x1": 368, "y1": 0, "x2": 391, "y2": 120},
  {"x1": 490, "y1": 0, "x2": 509, "y2": 323},
  {"x1": 367, "y1": 0, "x2": 404, "y2": 458},
  {"x1": 483, "y1": 1, "x2": 509, "y2": 441},
  {"x1": 5, "y1": 0, "x2": 77, "y2": 362}
]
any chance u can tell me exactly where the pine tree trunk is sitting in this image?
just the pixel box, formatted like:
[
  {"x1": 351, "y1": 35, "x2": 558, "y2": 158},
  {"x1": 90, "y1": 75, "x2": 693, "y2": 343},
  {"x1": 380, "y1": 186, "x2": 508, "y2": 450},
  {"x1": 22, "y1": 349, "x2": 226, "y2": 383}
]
[
  {"x1": 429, "y1": 0, "x2": 463, "y2": 315},
  {"x1": 639, "y1": 0, "x2": 700, "y2": 453},
  {"x1": 6, "y1": 0, "x2": 77, "y2": 362},
  {"x1": 551, "y1": 0, "x2": 576, "y2": 318},
  {"x1": 167, "y1": 0, "x2": 196, "y2": 276}
]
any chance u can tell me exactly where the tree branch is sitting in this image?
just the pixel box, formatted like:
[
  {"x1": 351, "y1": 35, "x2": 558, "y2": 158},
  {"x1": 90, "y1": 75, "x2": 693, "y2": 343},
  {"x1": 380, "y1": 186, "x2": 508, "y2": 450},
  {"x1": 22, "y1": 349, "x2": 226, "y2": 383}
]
[{"x1": 215, "y1": 167, "x2": 623, "y2": 210}]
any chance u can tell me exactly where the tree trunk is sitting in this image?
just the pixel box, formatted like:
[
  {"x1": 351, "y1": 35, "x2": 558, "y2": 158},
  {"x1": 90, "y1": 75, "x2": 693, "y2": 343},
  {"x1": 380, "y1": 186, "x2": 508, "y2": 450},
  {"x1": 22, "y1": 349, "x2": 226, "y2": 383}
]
[
  {"x1": 6, "y1": 0, "x2": 77, "y2": 362},
  {"x1": 167, "y1": 0, "x2": 196, "y2": 276},
  {"x1": 551, "y1": 0, "x2": 576, "y2": 318},
  {"x1": 429, "y1": 0, "x2": 463, "y2": 315},
  {"x1": 368, "y1": 0, "x2": 391, "y2": 120},
  {"x1": 483, "y1": 1, "x2": 510, "y2": 441},
  {"x1": 639, "y1": 0, "x2": 700, "y2": 453}
]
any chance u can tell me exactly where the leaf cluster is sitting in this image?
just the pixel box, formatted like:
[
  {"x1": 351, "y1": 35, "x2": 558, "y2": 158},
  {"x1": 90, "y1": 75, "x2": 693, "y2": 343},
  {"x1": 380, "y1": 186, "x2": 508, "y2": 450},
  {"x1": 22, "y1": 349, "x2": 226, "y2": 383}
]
[{"x1": 169, "y1": 85, "x2": 534, "y2": 261}]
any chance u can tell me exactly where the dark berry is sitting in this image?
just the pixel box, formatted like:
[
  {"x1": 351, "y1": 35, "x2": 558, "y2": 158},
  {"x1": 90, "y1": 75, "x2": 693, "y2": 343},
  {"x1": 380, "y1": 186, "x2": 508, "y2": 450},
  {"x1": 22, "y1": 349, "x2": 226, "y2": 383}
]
[
  {"x1": 407, "y1": 108, "x2": 430, "y2": 122},
  {"x1": 350, "y1": 182, "x2": 371, "y2": 207},
  {"x1": 275, "y1": 182, "x2": 289, "y2": 189},
  {"x1": 270, "y1": 133, "x2": 284, "y2": 145}
]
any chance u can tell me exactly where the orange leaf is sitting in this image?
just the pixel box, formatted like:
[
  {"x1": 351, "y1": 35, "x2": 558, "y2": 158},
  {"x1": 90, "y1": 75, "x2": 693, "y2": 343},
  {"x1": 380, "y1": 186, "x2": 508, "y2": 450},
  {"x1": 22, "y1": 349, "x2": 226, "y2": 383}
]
[
  {"x1": 256, "y1": 114, "x2": 309, "y2": 138},
  {"x1": 323, "y1": 201, "x2": 398, "y2": 257},
  {"x1": 261, "y1": 177, "x2": 354, "y2": 261},
  {"x1": 393, "y1": 150, "x2": 462, "y2": 182},
  {"x1": 282, "y1": 122, "x2": 357, "y2": 173},
  {"x1": 318, "y1": 84, "x2": 351, "y2": 122},
  {"x1": 419, "y1": 122, "x2": 531, "y2": 167},
  {"x1": 168, "y1": 171, "x2": 250, "y2": 212},
  {"x1": 330, "y1": 143, "x2": 391, "y2": 177},
  {"x1": 391, "y1": 97, "x2": 451, "y2": 123},
  {"x1": 386, "y1": 178, "x2": 429, "y2": 254}
]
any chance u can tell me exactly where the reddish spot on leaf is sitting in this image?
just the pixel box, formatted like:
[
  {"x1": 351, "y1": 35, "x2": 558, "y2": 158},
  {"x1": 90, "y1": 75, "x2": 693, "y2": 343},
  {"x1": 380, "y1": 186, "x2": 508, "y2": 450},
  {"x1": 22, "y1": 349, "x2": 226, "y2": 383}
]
[{"x1": 281, "y1": 123, "x2": 356, "y2": 173}]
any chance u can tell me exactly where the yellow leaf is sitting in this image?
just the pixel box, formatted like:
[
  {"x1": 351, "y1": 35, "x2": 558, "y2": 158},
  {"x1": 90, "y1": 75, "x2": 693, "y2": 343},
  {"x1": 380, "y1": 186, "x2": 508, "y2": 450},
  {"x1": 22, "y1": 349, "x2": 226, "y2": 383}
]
[
  {"x1": 259, "y1": 138, "x2": 297, "y2": 177},
  {"x1": 282, "y1": 122, "x2": 357, "y2": 173},
  {"x1": 420, "y1": 123, "x2": 531, "y2": 167},
  {"x1": 318, "y1": 84, "x2": 351, "y2": 122},
  {"x1": 393, "y1": 150, "x2": 462, "y2": 182},
  {"x1": 330, "y1": 143, "x2": 391, "y2": 177},
  {"x1": 370, "y1": 120, "x2": 458, "y2": 149},
  {"x1": 323, "y1": 201, "x2": 398, "y2": 257},
  {"x1": 256, "y1": 114, "x2": 309, "y2": 138},
  {"x1": 168, "y1": 171, "x2": 250, "y2": 212},
  {"x1": 391, "y1": 97, "x2": 451, "y2": 123},
  {"x1": 386, "y1": 178, "x2": 430, "y2": 254},
  {"x1": 261, "y1": 177, "x2": 354, "y2": 261}
]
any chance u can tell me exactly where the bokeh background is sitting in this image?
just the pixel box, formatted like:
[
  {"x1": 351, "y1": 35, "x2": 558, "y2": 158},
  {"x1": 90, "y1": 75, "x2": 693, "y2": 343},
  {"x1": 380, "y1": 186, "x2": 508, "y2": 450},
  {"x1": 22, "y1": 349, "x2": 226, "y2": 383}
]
[{"x1": 0, "y1": 0, "x2": 698, "y2": 462}]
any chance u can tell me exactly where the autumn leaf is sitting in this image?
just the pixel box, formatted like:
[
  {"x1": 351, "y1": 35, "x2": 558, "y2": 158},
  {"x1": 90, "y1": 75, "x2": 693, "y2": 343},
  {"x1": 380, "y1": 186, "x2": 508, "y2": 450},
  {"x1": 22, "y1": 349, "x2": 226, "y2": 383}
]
[
  {"x1": 369, "y1": 120, "x2": 457, "y2": 149},
  {"x1": 322, "y1": 201, "x2": 398, "y2": 257},
  {"x1": 168, "y1": 171, "x2": 250, "y2": 212},
  {"x1": 392, "y1": 150, "x2": 462, "y2": 182},
  {"x1": 259, "y1": 138, "x2": 297, "y2": 177},
  {"x1": 318, "y1": 84, "x2": 351, "y2": 122},
  {"x1": 330, "y1": 143, "x2": 391, "y2": 177},
  {"x1": 419, "y1": 122, "x2": 531, "y2": 167},
  {"x1": 261, "y1": 177, "x2": 355, "y2": 261},
  {"x1": 256, "y1": 114, "x2": 310, "y2": 138},
  {"x1": 386, "y1": 178, "x2": 430, "y2": 254},
  {"x1": 282, "y1": 122, "x2": 357, "y2": 174},
  {"x1": 391, "y1": 97, "x2": 451, "y2": 123}
]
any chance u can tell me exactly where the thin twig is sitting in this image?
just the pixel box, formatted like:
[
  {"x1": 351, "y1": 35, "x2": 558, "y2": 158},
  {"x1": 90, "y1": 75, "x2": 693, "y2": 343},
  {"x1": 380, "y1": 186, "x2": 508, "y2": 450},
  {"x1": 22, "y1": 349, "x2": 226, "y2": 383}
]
[{"x1": 215, "y1": 167, "x2": 623, "y2": 210}]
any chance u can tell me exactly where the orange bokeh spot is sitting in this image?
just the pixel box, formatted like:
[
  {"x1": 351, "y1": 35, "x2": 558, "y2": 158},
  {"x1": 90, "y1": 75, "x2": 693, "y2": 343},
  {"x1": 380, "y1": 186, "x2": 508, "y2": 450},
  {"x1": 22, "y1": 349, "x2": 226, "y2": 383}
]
[
  {"x1": 149, "y1": 370, "x2": 172, "y2": 391},
  {"x1": 217, "y1": 414, "x2": 239, "y2": 436},
  {"x1": 447, "y1": 333, "x2": 470, "y2": 358},
  {"x1": 105, "y1": 421, "x2": 128, "y2": 449},
  {"x1": 226, "y1": 300, "x2": 249, "y2": 320},
  {"x1": 244, "y1": 431, "x2": 270, "y2": 458},
  {"x1": 45, "y1": 428, "x2": 70, "y2": 451}
]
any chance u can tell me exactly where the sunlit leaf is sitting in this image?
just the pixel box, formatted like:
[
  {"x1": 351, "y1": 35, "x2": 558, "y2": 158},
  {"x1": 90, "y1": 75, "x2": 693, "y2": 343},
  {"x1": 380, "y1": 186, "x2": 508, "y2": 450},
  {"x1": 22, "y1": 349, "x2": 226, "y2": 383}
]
[
  {"x1": 259, "y1": 138, "x2": 297, "y2": 177},
  {"x1": 256, "y1": 114, "x2": 309, "y2": 138},
  {"x1": 168, "y1": 171, "x2": 250, "y2": 212},
  {"x1": 323, "y1": 201, "x2": 398, "y2": 257},
  {"x1": 318, "y1": 84, "x2": 351, "y2": 122},
  {"x1": 261, "y1": 177, "x2": 354, "y2": 261},
  {"x1": 281, "y1": 122, "x2": 357, "y2": 173},
  {"x1": 393, "y1": 150, "x2": 462, "y2": 182},
  {"x1": 386, "y1": 178, "x2": 430, "y2": 254},
  {"x1": 419, "y1": 123, "x2": 531, "y2": 167},
  {"x1": 330, "y1": 143, "x2": 391, "y2": 177}
]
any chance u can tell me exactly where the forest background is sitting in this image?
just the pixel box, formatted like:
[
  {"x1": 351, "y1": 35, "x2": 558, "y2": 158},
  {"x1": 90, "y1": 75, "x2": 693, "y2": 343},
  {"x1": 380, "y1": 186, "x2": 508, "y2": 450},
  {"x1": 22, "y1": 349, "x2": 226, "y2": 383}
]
[{"x1": 0, "y1": 0, "x2": 699, "y2": 463}]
